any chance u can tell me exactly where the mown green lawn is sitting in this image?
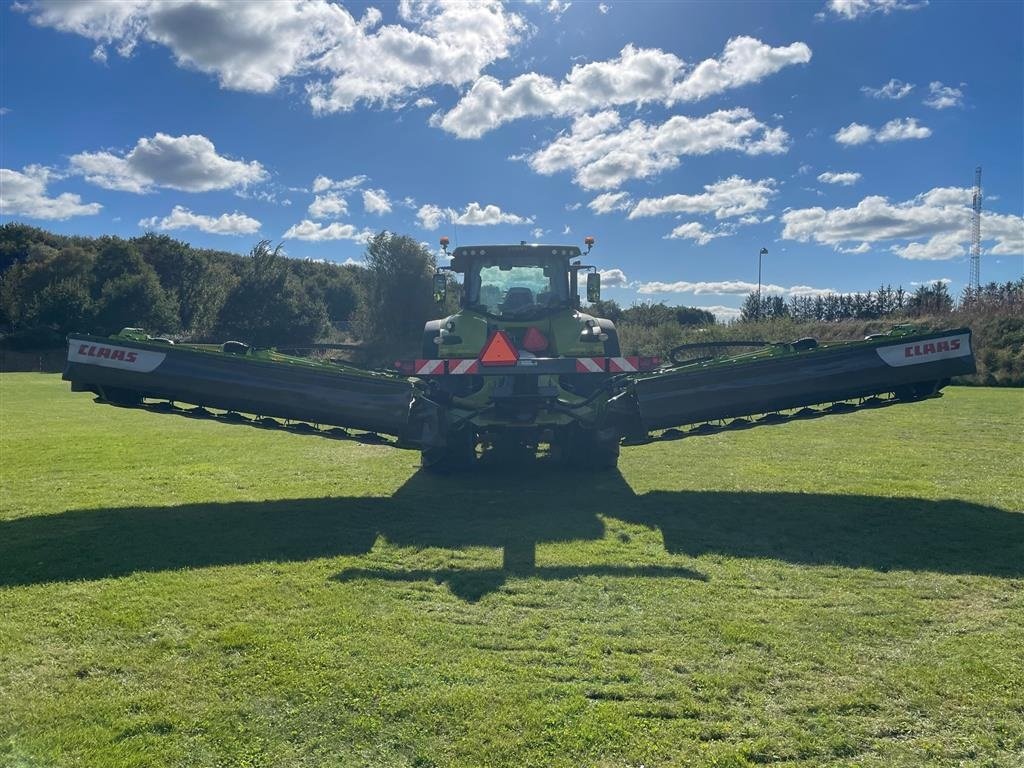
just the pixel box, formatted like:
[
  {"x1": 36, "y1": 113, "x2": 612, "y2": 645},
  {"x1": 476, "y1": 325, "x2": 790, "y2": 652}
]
[{"x1": 1, "y1": 373, "x2": 1022, "y2": 768}]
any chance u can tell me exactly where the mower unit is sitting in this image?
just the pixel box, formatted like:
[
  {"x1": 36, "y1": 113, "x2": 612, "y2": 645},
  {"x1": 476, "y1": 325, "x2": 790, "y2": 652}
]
[{"x1": 64, "y1": 240, "x2": 976, "y2": 471}]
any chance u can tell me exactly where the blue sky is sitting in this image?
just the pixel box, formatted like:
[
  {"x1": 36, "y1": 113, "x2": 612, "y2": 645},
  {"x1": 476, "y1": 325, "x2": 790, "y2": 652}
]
[{"x1": 2, "y1": 0, "x2": 1022, "y2": 320}]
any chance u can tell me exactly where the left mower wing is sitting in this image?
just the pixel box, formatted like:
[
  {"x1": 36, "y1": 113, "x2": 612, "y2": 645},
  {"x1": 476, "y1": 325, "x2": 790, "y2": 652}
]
[{"x1": 64, "y1": 334, "x2": 439, "y2": 445}]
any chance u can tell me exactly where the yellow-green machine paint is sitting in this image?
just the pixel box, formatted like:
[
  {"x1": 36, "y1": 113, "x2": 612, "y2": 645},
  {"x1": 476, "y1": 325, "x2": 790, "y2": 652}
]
[
  {"x1": 433, "y1": 311, "x2": 609, "y2": 359},
  {"x1": 63, "y1": 242, "x2": 976, "y2": 473},
  {"x1": 413, "y1": 243, "x2": 625, "y2": 469}
]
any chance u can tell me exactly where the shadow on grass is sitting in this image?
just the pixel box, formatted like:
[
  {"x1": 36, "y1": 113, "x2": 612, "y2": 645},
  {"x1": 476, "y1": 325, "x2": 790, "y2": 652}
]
[{"x1": 2, "y1": 467, "x2": 1021, "y2": 599}]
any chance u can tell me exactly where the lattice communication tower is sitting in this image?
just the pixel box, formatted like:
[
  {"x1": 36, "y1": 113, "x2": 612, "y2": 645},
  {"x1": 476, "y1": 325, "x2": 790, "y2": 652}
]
[{"x1": 969, "y1": 166, "x2": 982, "y2": 292}]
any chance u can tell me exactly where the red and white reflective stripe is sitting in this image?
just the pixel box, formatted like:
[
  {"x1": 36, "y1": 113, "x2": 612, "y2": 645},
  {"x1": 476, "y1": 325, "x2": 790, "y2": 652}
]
[
  {"x1": 448, "y1": 359, "x2": 479, "y2": 375},
  {"x1": 414, "y1": 359, "x2": 445, "y2": 375},
  {"x1": 398, "y1": 356, "x2": 654, "y2": 375},
  {"x1": 575, "y1": 357, "x2": 604, "y2": 373}
]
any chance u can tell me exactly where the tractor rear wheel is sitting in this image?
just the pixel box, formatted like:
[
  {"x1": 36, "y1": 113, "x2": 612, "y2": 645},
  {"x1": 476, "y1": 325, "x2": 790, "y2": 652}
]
[{"x1": 556, "y1": 425, "x2": 620, "y2": 470}]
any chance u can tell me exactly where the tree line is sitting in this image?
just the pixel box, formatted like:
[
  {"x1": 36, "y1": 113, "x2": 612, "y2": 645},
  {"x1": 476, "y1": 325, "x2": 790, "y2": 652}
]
[
  {"x1": 1, "y1": 223, "x2": 1020, "y2": 384},
  {"x1": 612, "y1": 280, "x2": 1022, "y2": 387},
  {"x1": 0, "y1": 224, "x2": 717, "y2": 358},
  {"x1": 0, "y1": 224, "x2": 438, "y2": 358},
  {"x1": 740, "y1": 281, "x2": 954, "y2": 322},
  {"x1": 738, "y1": 280, "x2": 1023, "y2": 323}
]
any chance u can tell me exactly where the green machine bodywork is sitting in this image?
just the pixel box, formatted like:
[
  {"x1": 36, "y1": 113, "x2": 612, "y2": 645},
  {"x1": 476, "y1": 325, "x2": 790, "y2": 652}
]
[
  {"x1": 409, "y1": 242, "x2": 625, "y2": 468},
  {"x1": 63, "y1": 241, "x2": 977, "y2": 472},
  {"x1": 426, "y1": 243, "x2": 615, "y2": 361}
]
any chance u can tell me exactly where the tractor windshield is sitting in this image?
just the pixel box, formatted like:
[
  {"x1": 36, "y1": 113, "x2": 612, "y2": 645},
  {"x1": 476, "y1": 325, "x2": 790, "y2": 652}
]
[{"x1": 465, "y1": 256, "x2": 569, "y2": 319}]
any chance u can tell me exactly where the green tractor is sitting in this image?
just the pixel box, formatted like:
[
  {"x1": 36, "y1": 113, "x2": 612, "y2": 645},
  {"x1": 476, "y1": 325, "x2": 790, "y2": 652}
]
[
  {"x1": 402, "y1": 237, "x2": 633, "y2": 469},
  {"x1": 63, "y1": 238, "x2": 976, "y2": 472}
]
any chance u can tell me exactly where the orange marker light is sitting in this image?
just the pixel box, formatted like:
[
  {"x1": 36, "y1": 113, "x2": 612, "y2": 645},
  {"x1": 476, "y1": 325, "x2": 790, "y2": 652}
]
[
  {"x1": 521, "y1": 327, "x2": 548, "y2": 353},
  {"x1": 479, "y1": 330, "x2": 519, "y2": 366}
]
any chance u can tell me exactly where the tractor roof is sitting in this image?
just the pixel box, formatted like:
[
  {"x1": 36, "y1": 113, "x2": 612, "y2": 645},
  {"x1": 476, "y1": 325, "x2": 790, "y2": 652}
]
[{"x1": 449, "y1": 244, "x2": 582, "y2": 271}]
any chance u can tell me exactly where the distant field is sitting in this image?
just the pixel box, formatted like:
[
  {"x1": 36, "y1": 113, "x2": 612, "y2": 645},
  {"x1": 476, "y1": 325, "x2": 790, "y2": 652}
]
[{"x1": 1, "y1": 374, "x2": 1022, "y2": 768}]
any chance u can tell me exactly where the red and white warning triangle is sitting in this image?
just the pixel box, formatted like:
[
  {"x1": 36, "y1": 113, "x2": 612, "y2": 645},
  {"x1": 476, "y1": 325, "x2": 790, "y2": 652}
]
[{"x1": 479, "y1": 330, "x2": 519, "y2": 366}]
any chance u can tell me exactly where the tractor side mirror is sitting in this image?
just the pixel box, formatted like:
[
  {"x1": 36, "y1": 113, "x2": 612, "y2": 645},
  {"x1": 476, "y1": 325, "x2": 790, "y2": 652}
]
[
  {"x1": 432, "y1": 273, "x2": 447, "y2": 304},
  {"x1": 586, "y1": 272, "x2": 601, "y2": 303}
]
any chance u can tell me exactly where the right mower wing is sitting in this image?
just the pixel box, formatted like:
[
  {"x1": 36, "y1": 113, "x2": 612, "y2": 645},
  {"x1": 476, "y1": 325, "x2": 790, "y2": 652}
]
[{"x1": 608, "y1": 327, "x2": 976, "y2": 439}]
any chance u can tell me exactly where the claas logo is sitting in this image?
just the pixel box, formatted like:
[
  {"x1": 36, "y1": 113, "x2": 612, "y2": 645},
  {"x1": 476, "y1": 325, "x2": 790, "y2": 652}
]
[
  {"x1": 904, "y1": 339, "x2": 960, "y2": 358},
  {"x1": 78, "y1": 344, "x2": 138, "y2": 363}
]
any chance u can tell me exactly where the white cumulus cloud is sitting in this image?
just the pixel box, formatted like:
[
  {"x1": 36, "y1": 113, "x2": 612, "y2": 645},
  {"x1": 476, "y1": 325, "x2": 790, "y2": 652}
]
[
  {"x1": 312, "y1": 174, "x2": 367, "y2": 193},
  {"x1": 451, "y1": 202, "x2": 532, "y2": 227},
  {"x1": 0, "y1": 165, "x2": 102, "y2": 220},
  {"x1": 670, "y1": 36, "x2": 811, "y2": 102},
  {"x1": 861, "y1": 78, "x2": 914, "y2": 99},
  {"x1": 889, "y1": 233, "x2": 966, "y2": 260},
  {"x1": 362, "y1": 188, "x2": 392, "y2": 215},
  {"x1": 635, "y1": 280, "x2": 837, "y2": 298},
  {"x1": 817, "y1": 171, "x2": 862, "y2": 185},
  {"x1": 308, "y1": 193, "x2": 348, "y2": 219},
  {"x1": 139, "y1": 205, "x2": 260, "y2": 235},
  {"x1": 546, "y1": 0, "x2": 571, "y2": 17},
  {"x1": 834, "y1": 118, "x2": 930, "y2": 145},
  {"x1": 70, "y1": 133, "x2": 266, "y2": 193},
  {"x1": 824, "y1": 0, "x2": 928, "y2": 20},
  {"x1": 417, "y1": 204, "x2": 447, "y2": 231},
  {"x1": 665, "y1": 222, "x2": 732, "y2": 246},
  {"x1": 833, "y1": 122, "x2": 875, "y2": 145},
  {"x1": 528, "y1": 108, "x2": 788, "y2": 190},
  {"x1": 22, "y1": 0, "x2": 350, "y2": 92},
  {"x1": 637, "y1": 280, "x2": 784, "y2": 295},
  {"x1": 310, "y1": 1, "x2": 526, "y2": 113},
  {"x1": 875, "y1": 117, "x2": 931, "y2": 141},
  {"x1": 924, "y1": 81, "x2": 964, "y2": 109},
  {"x1": 630, "y1": 176, "x2": 777, "y2": 220},
  {"x1": 19, "y1": 0, "x2": 527, "y2": 114},
  {"x1": 437, "y1": 36, "x2": 810, "y2": 138},
  {"x1": 588, "y1": 192, "x2": 632, "y2": 215},
  {"x1": 781, "y1": 186, "x2": 1024, "y2": 259},
  {"x1": 840, "y1": 242, "x2": 872, "y2": 254},
  {"x1": 598, "y1": 268, "x2": 628, "y2": 287},
  {"x1": 700, "y1": 305, "x2": 743, "y2": 322},
  {"x1": 282, "y1": 219, "x2": 374, "y2": 242},
  {"x1": 416, "y1": 202, "x2": 531, "y2": 230}
]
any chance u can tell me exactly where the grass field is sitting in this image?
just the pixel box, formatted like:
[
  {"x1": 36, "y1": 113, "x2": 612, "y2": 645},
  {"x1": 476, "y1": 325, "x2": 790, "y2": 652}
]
[{"x1": 1, "y1": 373, "x2": 1022, "y2": 768}]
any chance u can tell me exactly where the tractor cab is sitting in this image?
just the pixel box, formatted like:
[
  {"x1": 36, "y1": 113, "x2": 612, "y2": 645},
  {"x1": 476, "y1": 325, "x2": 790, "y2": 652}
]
[
  {"x1": 435, "y1": 238, "x2": 601, "y2": 316},
  {"x1": 425, "y1": 238, "x2": 615, "y2": 361},
  {"x1": 440, "y1": 240, "x2": 600, "y2": 319}
]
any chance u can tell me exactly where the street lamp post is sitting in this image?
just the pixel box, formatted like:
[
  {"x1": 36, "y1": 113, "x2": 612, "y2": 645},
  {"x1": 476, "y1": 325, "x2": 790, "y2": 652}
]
[{"x1": 758, "y1": 247, "x2": 767, "y2": 320}]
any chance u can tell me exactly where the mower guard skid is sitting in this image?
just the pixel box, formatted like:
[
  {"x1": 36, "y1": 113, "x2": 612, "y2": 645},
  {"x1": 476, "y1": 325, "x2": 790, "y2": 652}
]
[
  {"x1": 619, "y1": 328, "x2": 975, "y2": 432},
  {"x1": 63, "y1": 335, "x2": 420, "y2": 439}
]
